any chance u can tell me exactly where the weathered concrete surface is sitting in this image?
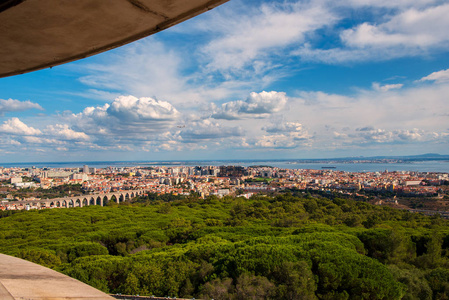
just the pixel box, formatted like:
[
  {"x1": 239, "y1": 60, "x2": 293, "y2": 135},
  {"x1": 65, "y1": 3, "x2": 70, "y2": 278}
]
[
  {"x1": 0, "y1": 253, "x2": 115, "y2": 299},
  {"x1": 0, "y1": 0, "x2": 228, "y2": 78}
]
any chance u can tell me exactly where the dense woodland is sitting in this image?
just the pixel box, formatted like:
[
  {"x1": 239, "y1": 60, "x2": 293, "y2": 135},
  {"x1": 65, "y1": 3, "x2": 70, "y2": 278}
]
[{"x1": 1, "y1": 192, "x2": 449, "y2": 299}]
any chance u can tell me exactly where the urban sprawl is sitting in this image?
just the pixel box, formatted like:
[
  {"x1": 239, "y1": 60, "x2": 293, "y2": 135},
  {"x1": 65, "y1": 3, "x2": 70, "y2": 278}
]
[{"x1": 1, "y1": 164, "x2": 448, "y2": 211}]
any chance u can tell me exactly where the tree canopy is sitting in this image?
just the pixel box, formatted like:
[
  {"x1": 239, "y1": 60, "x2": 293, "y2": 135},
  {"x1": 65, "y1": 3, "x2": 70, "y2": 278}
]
[{"x1": 1, "y1": 192, "x2": 449, "y2": 299}]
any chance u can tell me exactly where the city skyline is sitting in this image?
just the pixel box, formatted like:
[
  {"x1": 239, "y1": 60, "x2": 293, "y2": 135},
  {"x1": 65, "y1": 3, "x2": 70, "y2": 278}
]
[{"x1": 1, "y1": 0, "x2": 449, "y2": 162}]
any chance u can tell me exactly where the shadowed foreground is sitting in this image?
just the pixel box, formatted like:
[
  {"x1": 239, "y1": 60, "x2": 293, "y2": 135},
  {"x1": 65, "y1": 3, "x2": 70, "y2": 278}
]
[{"x1": 0, "y1": 253, "x2": 114, "y2": 299}]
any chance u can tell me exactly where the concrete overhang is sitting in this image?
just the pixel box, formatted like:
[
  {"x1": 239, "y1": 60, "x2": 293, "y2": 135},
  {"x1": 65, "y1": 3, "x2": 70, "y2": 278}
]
[{"x1": 0, "y1": 0, "x2": 228, "y2": 78}]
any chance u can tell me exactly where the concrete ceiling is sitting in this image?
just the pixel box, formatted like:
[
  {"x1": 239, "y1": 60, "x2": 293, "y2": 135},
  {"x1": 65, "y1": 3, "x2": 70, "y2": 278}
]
[{"x1": 0, "y1": 0, "x2": 228, "y2": 78}]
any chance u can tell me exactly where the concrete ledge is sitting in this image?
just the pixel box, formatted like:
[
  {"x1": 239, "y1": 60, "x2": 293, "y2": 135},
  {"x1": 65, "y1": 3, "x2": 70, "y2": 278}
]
[{"x1": 0, "y1": 253, "x2": 115, "y2": 299}]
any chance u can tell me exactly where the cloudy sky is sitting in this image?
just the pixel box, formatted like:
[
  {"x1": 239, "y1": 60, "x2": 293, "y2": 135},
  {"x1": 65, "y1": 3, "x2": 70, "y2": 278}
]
[{"x1": 1, "y1": 0, "x2": 449, "y2": 162}]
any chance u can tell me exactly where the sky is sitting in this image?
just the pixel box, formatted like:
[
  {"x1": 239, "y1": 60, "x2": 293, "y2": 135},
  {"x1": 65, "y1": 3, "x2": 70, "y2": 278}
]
[{"x1": 0, "y1": 0, "x2": 449, "y2": 163}]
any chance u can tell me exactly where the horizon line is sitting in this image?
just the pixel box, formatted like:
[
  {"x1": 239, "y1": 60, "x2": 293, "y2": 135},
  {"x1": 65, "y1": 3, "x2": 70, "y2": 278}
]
[{"x1": 1, "y1": 153, "x2": 448, "y2": 166}]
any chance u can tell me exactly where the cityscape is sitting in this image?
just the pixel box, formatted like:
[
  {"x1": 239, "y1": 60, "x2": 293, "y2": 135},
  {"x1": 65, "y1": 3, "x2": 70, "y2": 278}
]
[{"x1": 1, "y1": 162, "x2": 448, "y2": 213}]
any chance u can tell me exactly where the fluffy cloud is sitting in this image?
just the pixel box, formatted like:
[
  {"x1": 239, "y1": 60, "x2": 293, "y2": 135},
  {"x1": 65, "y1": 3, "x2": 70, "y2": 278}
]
[
  {"x1": 0, "y1": 99, "x2": 43, "y2": 115},
  {"x1": 353, "y1": 127, "x2": 440, "y2": 144},
  {"x1": 294, "y1": 2, "x2": 449, "y2": 63},
  {"x1": 330, "y1": 127, "x2": 446, "y2": 150},
  {"x1": 77, "y1": 38, "x2": 243, "y2": 108},
  {"x1": 277, "y1": 76, "x2": 449, "y2": 152},
  {"x1": 211, "y1": 91, "x2": 287, "y2": 119},
  {"x1": 0, "y1": 96, "x2": 181, "y2": 155},
  {"x1": 341, "y1": 4, "x2": 449, "y2": 49},
  {"x1": 178, "y1": 119, "x2": 244, "y2": 142},
  {"x1": 78, "y1": 39, "x2": 185, "y2": 100},
  {"x1": 342, "y1": 0, "x2": 435, "y2": 9},
  {"x1": 254, "y1": 133, "x2": 310, "y2": 149},
  {"x1": 107, "y1": 96, "x2": 179, "y2": 122},
  {"x1": 20, "y1": 136, "x2": 64, "y2": 145},
  {"x1": 45, "y1": 124, "x2": 90, "y2": 141},
  {"x1": 252, "y1": 120, "x2": 312, "y2": 149},
  {"x1": 263, "y1": 121, "x2": 310, "y2": 140},
  {"x1": 0, "y1": 118, "x2": 41, "y2": 136},
  {"x1": 292, "y1": 81, "x2": 449, "y2": 132},
  {"x1": 419, "y1": 68, "x2": 449, "y2": 83},
  {"x1": 263, "y1": 121, "x2": 304, "y2": 133},
  {"x1": 202, "y1": 2, "x2": 336, "y2": 73},
  {"x1": 70, "y1": 95, "x2": 179, "y2": 136}
]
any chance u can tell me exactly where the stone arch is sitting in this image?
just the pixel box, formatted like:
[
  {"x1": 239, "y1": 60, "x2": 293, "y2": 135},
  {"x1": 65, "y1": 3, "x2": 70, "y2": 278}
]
[
  {"x1": 50, "y1": 202, "x2": 55, "y2": 208},
  {"x1": 103, "y1": 196, "x2": 109, "y2": 206},
  {"x1": 62, "y1": 200, "x2": 67, "y2": 208},
  {"x1": 125, "y1": 193, "x2": 130, "y2": 201},
  {"x1": 82, "y1": 198, "x2": 88, "y2": 207},
  {"x1": 56, "y1": 201, "x2": 61, "y2": 208},
  {"x1": 89, "y1": 197, "x2": 95, "y2": 206},
  {"x1": 119, "y1": 194, "x2": 125, "y2": 203},
  {"x1": 110, "y1": 195, "x2": 118, "y2": 204},
  {"x1": 68, "y1": 199, "x2": 74, "y2": 208},
  {"x1": 96, "y1": 196, "x2": 102, "y2": 206},
  {"x1": 75, "y1": 199, "x2": 81, "y2": 207},
  {"x1": 130, "y1": 192, "x2": 135, "y2": 198}
]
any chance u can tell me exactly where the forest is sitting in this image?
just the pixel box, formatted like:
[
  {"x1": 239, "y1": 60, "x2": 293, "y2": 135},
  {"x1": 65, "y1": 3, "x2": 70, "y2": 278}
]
[{"x1": 1, "y1": 191, "x2": 449, "y2": 299}]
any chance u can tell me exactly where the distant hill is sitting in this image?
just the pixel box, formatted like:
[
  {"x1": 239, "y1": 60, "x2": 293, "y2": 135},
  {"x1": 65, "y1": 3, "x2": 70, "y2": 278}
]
[{"x1": 352, "y1": 153, "x2": 449, "y2": 161}]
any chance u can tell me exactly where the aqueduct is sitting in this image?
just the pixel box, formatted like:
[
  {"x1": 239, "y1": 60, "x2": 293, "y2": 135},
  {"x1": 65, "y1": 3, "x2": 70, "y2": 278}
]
[{"x1": 4, "y1": 189, "x2": 148, "y2": 210}]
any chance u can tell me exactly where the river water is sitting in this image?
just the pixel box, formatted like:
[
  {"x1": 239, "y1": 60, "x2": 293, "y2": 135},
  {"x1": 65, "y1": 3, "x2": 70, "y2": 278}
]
[{"x1": 2, "y1": 159, "x2": 448, "y2": 173}]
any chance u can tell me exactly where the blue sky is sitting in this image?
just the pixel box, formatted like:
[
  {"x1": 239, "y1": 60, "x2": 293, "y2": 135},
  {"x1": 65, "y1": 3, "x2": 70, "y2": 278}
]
[{"x1": 0, "y1": 0, "x2": 449, "y2": 163}]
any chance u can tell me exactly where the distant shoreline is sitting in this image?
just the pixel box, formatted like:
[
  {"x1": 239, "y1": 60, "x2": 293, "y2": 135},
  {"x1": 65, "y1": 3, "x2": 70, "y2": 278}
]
[
  {"x1": 0, "y1": 157, "x2": 448, "y2": 173},
  {"x1": 1, "y1": 153, "x2": 449, "y2": 167}
]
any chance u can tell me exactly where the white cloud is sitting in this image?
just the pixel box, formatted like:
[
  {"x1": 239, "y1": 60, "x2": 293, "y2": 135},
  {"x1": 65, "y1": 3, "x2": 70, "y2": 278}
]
[
  {"x1": 76, "y1": 38, "x2": 250, "y2": 109},
  {"x1": 9, "y1": 140, "x2": 21, "y2": 146},
  {"x1": 0, "y1": 99, "x2": 43, "y2": 115},
  {"x1": 156, "y1": 141, "x2": 180, "y2": 152},
  {"x1": 0, "y1": 118, "x2": 42, "y2": 136},
  {"x1": 202, "y1": 2, "x2": 337, "y2": 73},
  {"x1": 254, "y1": 133, "x2": 310, "y2": 149},
  {"x1": 353, "y1": 127, "x2": 440, "y2": 144},
  {"x1": 263, "y1": 121, "x2": 304, "y2": 133},
  {"x1": 0, "y1": 95, "x2": 182, "y2": 154},
  {"x1": 294, "y1": 2, "x2": 449, "y2": 63},
  {"x1": 341, "y1": 4, "x2": 449, "y2": 49},
  {"x1": 342, "y1": 0, "x2": 436, "y2": 9},
  {"x1": 107, "y1": 95, "x2": 179, "y2": 122},
  {"x1": 283, "y1": 81, "x2": 449, "y2": 150},
  {"x1": 251, "y1": 120, "x2": 312, "y2": 149},
  {"x1": 70, "y1": 95, "x2": 179, "y2": 137},
  {"x1": 419, "y1": 68, "x2": 449, "y2": 83},
  {"x1": 178, "y1": 119, "x2": 244, "y2": 142},
  {"x1": 372, "y1": 82, "x2": 403, "y2": 92},
  {"x1": 45, "y1": 124, "x2": 90, "y2": 141},
  {"x1": 211, "y1": 91, "x2": 287, "y2": 119},
  {"x1": 2, "y1": 79, "x2": 449, "y2": 156},
  {"x1": 20, "y1": 136, "x2": 63, "y2": 145},
  {"x1": 79, "y1": 39, "x2": 182, "y2": 92}
]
